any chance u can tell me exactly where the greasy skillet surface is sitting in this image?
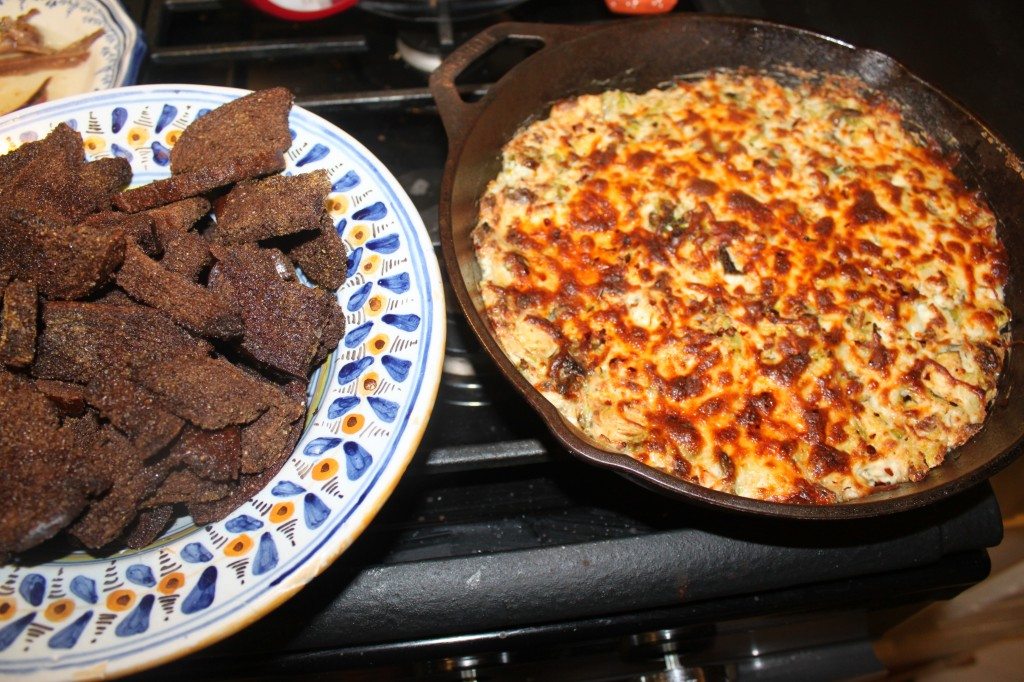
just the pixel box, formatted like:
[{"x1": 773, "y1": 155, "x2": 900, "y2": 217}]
[{"x1": 431, "y1": 15, "x2": 1024, "y2": 519}]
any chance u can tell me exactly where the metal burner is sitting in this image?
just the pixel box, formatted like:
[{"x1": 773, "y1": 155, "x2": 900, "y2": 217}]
[
  {"x1": 373, "y1": 0, "x2": 529, "y2": 72},
  {"x1": 397, "y1": 32, "x2": 446, "y2": 72}
]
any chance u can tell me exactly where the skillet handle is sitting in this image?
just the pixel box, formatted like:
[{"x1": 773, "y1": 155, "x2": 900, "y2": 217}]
[{"x1": 429, "y1": 22, "x2": 586, "y2": 145}]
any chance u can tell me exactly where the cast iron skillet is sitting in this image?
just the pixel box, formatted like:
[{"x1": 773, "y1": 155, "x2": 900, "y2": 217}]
[{"x1": 429, "y1": 15, "x2": 1024, "y2": 519}]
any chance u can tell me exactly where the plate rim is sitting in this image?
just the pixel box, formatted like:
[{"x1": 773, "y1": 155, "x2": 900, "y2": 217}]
[
  {"x1": 0, "y1": 0, "x2": 146, "y2": 90},
  {"x1": 0, "y1": 83, "x2": 446, "y2": 679},
  {"x1": 97, "y1": 0, "x2": 148, "y2": 87}
]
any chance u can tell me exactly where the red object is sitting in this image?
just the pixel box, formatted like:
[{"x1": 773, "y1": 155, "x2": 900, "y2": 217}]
[
  {"x1": 246, "y1": 0, "x2": 358, "y2": 21},
  {"x1": 605, "y1": 0, "x2": 678, "y2": 14}
]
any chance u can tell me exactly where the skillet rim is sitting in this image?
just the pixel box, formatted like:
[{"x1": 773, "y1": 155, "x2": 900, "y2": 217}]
[{"x1": 431, "y1": 13, "x2": 1024, "y2": 520}]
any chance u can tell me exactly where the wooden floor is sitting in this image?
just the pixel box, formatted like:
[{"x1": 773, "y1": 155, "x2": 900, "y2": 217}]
[{"x1": 874, "y1": 456, "x2": 1024, "y2": 680}]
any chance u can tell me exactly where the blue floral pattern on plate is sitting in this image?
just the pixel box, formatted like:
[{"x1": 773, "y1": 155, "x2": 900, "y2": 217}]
[{"x1": 0, "y1": 85, "x2": 443, "y2": 680}]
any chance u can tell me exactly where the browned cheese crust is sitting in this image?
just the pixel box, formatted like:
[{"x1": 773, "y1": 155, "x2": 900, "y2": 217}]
[{"x1": 474, "y1": 72, "x2": 1010, "y2": 503}]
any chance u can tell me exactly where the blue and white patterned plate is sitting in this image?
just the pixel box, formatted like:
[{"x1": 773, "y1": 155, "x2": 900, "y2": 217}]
[
  {"x1": 0, "y1": 0, "x2": 145, "y2": 98},
  {"x1": 0, "y1": 85, "x2": 445, "y2": 680}
]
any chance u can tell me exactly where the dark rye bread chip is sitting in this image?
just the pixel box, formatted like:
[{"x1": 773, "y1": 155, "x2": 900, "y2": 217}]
[
  {"x1": 314, "y1": 292, "x2": 345, "y2": 367},
  {"x1": 67, "y1": 427, "x2": 177, "y2": 550},
  {"x1": 241, "y1": 415, "x2": 303, "y2": 477},
  {"x1": 123, "y1": 505, "x2": 174, "y2": 550},
  {"x1": 161, "y1": 231, "x2": 212, "y2": 282},
  {"x1": 144, "y1": 197, "x2": 210, "y2": 248},
  {"x1": 187, "y1": 451, "x2": 289, "y2": 526},
  {"x1": 35, "y1": 223, "x2": 125, "y2": 300},
  {"x1": 0, "y1": 370, "x2": 105, "y2": 555},
  {"x1": 33, "y1": 379, "x2": 87, "y2": 416},
  {"x1": 78, "y1": 156, "x2": 133, "y2": 212},
  {"x1": 33, "y1": 301, "x2": 212, "y2": 384},
  {"x1": 214, "y1": 170, "x2": 331, "y2": 244},
  {"x1": 0, "y1": 279, "x2": 37, "y2": 368},
  {"x1": 0, "y1": 219, "x2": 18, "y2": 288},
  {"x1": 282, "y1": 375, "x2": 308, "y2": 405},
  {"x1": 63, "y1": 409, "x2": 103, "y2": 452},
  {"x1": 0, "y1": 127, "x2": 129, "y2": 228},
  {"x1": 0, "y1": 122, "x2": 76, "y2": 178},
  {"x1": 137, "y1": 355, "x2": 283, "y2": 429},
  {"x1": 2, "y1": 217, "x2": 126, "y2": 300},
  {"x1": 0, "y1": 123, "x2": 86, "y2": 226},
  {"x1": 93, "y1": 287, "x2": 135, "y2": 306},
  {"x1": 267, "y1": 248, "x2": 298, "y2": 280},
  {"x1": 0, "y1": 88, "x2": 357, "y2": 555},
  {"x1": 146, "y1": 468, "x2": 234, "y2": 507},
  {"x1": 79, "y1": 210, "x2": 159, "y2": 256},
  {"x1": 170, "y1": 87, "x2": 293, "y2": 177},
  {"x1": 117, "y1": 243, "x2": 242, "y2": 339},
  {"x1": 0, "y1": 128, "x2": 129, "y2": 297},
  {"x1": 113, "y1": 150, "x2": 286, "y2": 213},
  {"x1": 240, "y1": 378, "x2": 306, "y2": 474},
  {"x1": 84, "y1": 373, "x2": 184, "y2": 458},
  {"x1": 210, "y1": 244, "x2": 335, "y2": 377},
  {"x1": 286, "y1": 211, "x2": 348, "y2": 291},
  {"x1": 172, "y1": 425, "x2": 241, "y2": 481}
]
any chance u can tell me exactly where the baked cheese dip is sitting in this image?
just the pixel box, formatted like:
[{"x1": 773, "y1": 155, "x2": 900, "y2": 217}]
[{"x1": 473, "y1": 71, "x2": 1010, "y2": 503}]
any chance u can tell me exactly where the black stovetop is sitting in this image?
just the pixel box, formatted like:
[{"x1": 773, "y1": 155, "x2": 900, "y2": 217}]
[{"x1": 123, "y1": 1, "x2": 1021, "y2": 679}]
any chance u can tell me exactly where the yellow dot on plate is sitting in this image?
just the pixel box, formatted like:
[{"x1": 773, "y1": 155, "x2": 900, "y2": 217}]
[
  {"x1": 366, "y1": 333, "x2": 389, "y2": 355},
  {"x1": 328, "y1": 195, "x2": 349, "y2": 215},
  {"x1": 224, "y1": 534, "x2": 253, "y2": 557},
  {"x1": 269, "y1": 501, "x2": 295, "y2": 522},
  {"x1": 158, "y1": 572, "x2": 185, "y2": 595},
  {"x1": 44, "y1": 598, "x2": 74, "y2": 622},
  {"x1": 341, "y1": 413, "x2": 365, "y2": 435},
  {"x1": 0, "y1": 597, "x2": 15, "y2": 622},
  {"x1": 348, "y1": 224, "x2": 370, "y2": 247},
  {"x1": 311, "y1": 458, "x2": 338, "y2": 481},
  {"x1": 358, "y1": 371, "x2": 379, "y2": 397},
  {"x1": 106, "y1": 589, "x2": 136, "y2": 612},
  {"x1": 360, "y1": 253, "x2": 380, "y2": 276},
  {"x1": 164, "y1": 129, "x2": 181, "y2": 146},
  {"x1": 83, "y1": 135, "x2": 106, "y2": 154},
  {"x1": 126, "y1": 126, "x2": 149, "y2": 147},
  {"x1": 366, "y1": 294, "x2": 386, "y2": 317}
]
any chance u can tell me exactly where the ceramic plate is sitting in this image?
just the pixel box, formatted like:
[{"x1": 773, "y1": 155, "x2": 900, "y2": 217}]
[
  {"x1": 0, "y1": 0, "x2": 145, "y2": 110},
  {"x1": 0, "y1": 85, "x2": 444, "y2": 679}
]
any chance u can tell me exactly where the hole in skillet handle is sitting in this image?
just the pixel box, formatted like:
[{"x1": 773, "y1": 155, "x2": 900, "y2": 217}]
[
  {"x1": 454, "y1": 38, "x2": 545, "y2": 104},
  {"x1": 429, "y1": 22, "x2": 587, "y2": 146}
]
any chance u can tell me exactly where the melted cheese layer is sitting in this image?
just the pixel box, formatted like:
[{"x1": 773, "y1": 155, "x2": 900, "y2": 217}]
[{"x1": 474, "y1": 71, "x2": 1010, "y2": 503}]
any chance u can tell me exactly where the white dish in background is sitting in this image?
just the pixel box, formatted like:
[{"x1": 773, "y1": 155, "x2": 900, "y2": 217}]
[
  {"x1": 0, "y1": 0, "x2": 145, "y2": 111},
  {"x1": 0, "y1": 84, "x2": 445, "y2": 680}
]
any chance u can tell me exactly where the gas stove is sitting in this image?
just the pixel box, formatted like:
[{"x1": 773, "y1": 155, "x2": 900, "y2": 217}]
[{"x1": 121, "y1": 1, "x2": 1021, "y2": 679}]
